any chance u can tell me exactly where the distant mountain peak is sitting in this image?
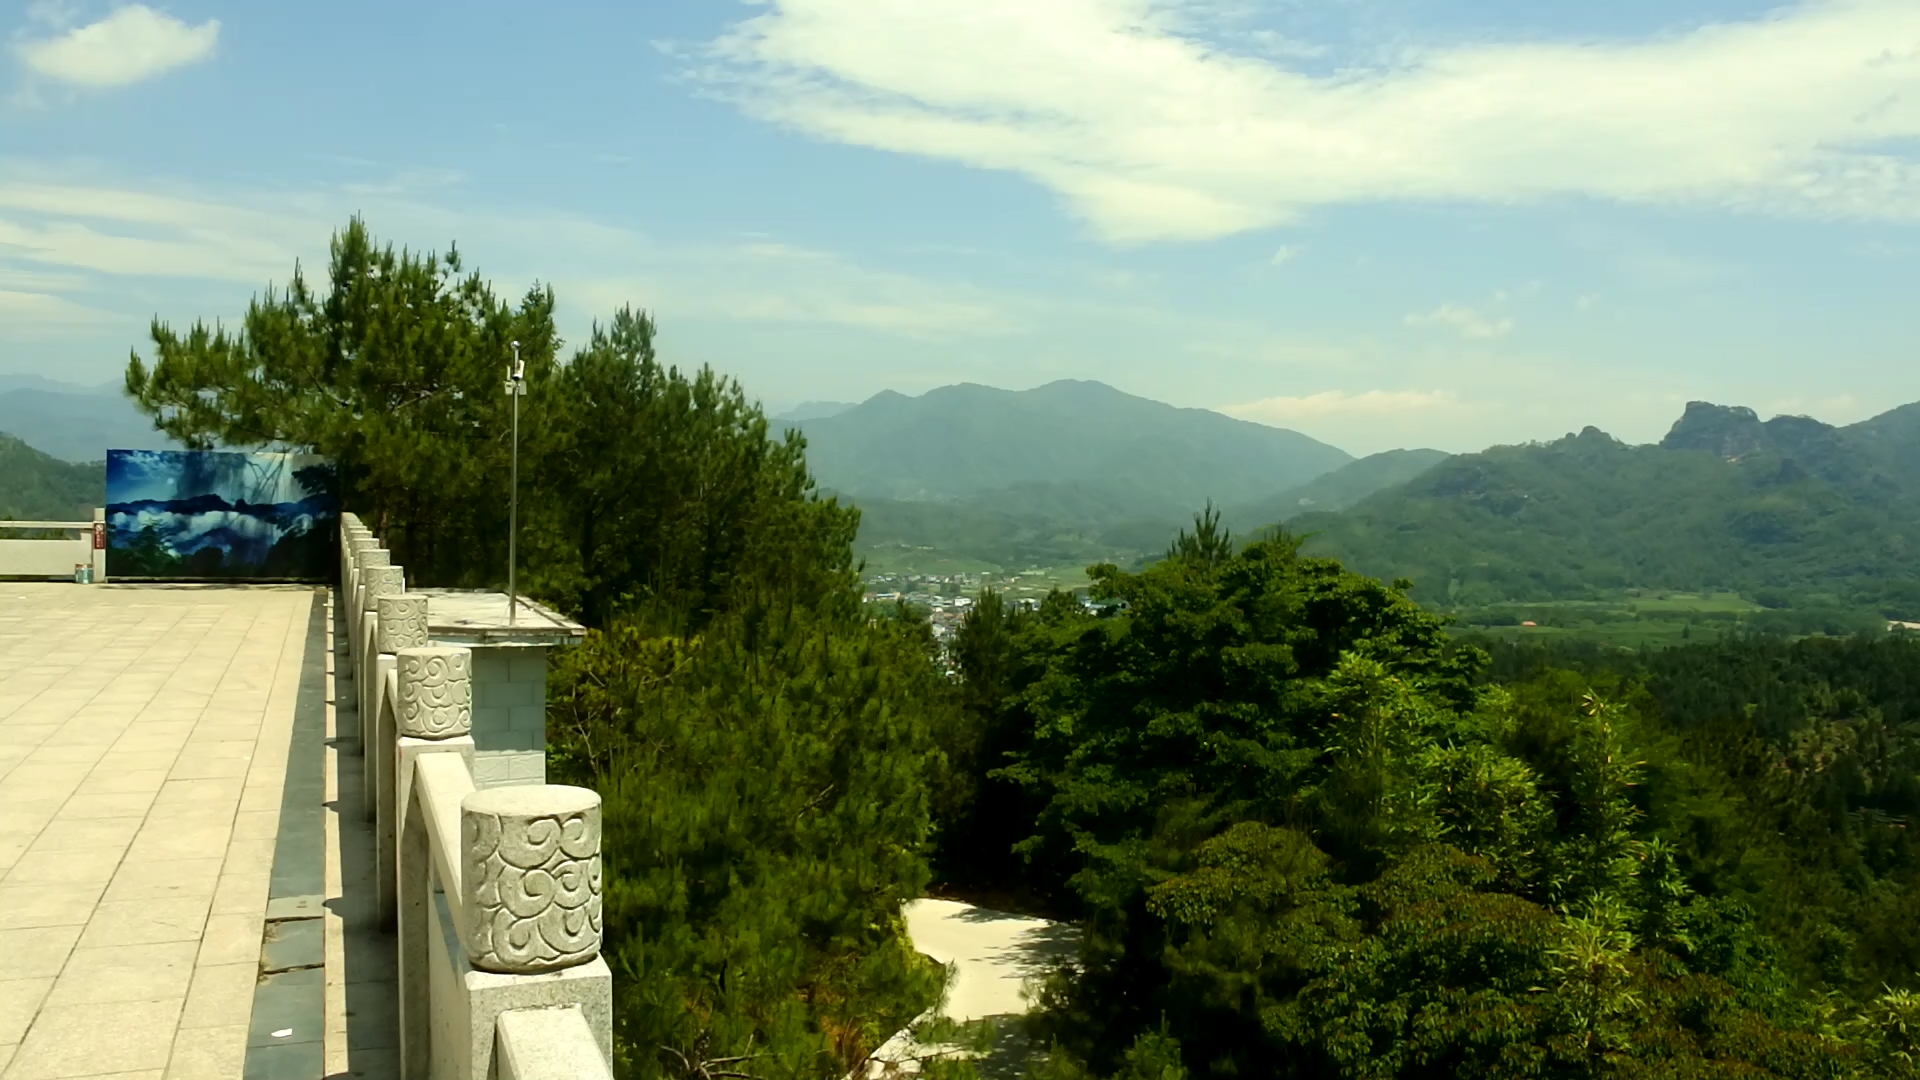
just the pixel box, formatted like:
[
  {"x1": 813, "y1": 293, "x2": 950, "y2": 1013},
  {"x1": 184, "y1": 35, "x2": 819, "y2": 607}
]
[{"x1": 1663, "y1": 400, "x2": 1839, "y2": 461}]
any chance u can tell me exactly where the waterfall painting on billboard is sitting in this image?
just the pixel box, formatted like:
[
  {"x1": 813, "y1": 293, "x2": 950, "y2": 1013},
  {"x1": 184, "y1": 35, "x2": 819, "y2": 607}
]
[{"x1": 105, "y1": 449, "x2": 339, "y2": 581}]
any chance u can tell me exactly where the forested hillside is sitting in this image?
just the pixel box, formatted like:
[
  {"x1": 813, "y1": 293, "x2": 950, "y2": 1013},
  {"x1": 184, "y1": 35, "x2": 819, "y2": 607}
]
[
  {"x1": 1296, "y1": 401, "x2": 1920, "y2": 617},
  {"x1": 934, "y1": 520, "x2": 1920, "y2": 1078},
  {"x1": 1227, "y1": 446, "x2": 1450, "y2": 527},
  {"x1": 0, "y1": 433, "x2": 101, "y2": 520}
]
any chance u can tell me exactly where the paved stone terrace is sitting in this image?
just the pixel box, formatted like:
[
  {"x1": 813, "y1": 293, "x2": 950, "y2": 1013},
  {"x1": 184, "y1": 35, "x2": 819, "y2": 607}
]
[{"x1": 0, "y1": 583, "x2": 317, "y2": 1079}]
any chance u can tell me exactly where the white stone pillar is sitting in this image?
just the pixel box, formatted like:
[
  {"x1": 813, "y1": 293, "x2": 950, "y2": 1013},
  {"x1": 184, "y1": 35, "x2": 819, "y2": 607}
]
[
  {"x1": 373, "y1": 594, "x2": 431, "y2": 916},
  {"x1": 454, "y1": 785, "x2": 612, "y2": 1079},
  {"x1": 395, "y1": 645, "x2": 477, "y2": 1072},
  {"x1": 346, "y1": 538, "x2": 383, "y2": 670},
  {"x1": 462, "y1": 786, "x2": 603, "y2": 974},
  {"x1": 357, "y1": 565, "x2": 406, "y2": 756}
]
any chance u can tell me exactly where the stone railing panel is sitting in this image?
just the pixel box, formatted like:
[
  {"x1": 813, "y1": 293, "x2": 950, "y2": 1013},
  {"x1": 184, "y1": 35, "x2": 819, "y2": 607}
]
[{"x1": 495, "y1": 1006, "x2": 615, "y2": 1080}]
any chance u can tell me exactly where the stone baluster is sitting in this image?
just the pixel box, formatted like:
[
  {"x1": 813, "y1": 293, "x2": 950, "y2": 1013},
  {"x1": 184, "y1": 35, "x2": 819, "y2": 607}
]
[
  {"x1": 395, "y1": 646, "x2": 477, "y2": 1077},
  {"x1": 345, "y1": 538, "x2": 383, "y2": 671},
  {"x1": 357, "y1": 566, "x2": 406, "y2": 753},
  {"x1": 456, "y1": 785, "x2": 612, "y2": 1079},
  {"x1": 463, "y1": 786, "x2": 603, "y2": 974},
  {"x1": 372, "y1": 593, "x2": 430, "y2": 915}
]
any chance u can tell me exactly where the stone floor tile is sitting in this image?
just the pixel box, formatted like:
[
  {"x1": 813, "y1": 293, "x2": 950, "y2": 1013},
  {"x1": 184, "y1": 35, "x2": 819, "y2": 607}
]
[
  {"x1": 0, "y1": 977, "x2": 54, "y2": 1045},
  {"x1": 123, "y1": 822, "x2": 234, "y2": 863},
  {"x1": 0, "y1": 764, "x2": 89, "y2": 791},
  {"x1": 223, "y1": 837, "x2": 277, "y2": 871},
  {"x1": 177, "y1": 963, "x2": 256, "y2": 1030},
  {"x1": 230, "y1": 810, "x2": 280, "y2": 841},
  {"x1": 76, "y1": 895, "x2": 212, "y2": 948},
  {"x1": 0, "y1": 808, "x2": 58, "y2": 839},
  {"x1": 0, "y1": 837, "x2": 28, "y2": 873},
  {"x1": 237, "y1": 785, "x2": 281, "y2": 813},
  {"x1": 54, "y1": 789, "x2": 158, "y2": 819},
  {"x1": 163, "y1": 1023, "x2": 248, "y2": 1080},
  {"x1": 25, "y1": 815, "x2": 144, "y2": 854},
  {"x1": 184, "y1": 725, "x2": 260, "y2": 745},
  {"x1": 18, "y1": 745, "x2": 107, "y2": 766},
  {"x1": 96, "y1": 749, "x2": 177, "y2": 774},
  {"x1": 0, "y1": 884, "x2": 102, "y2": 930},
  {"x1": 1, "y1": 845, "x2": 123, "y2": 889},
  {"x1": 6, "y1": 996, "x2": 183, "y2": 1079},
  {"x1": 0, "y1": 924, "x2": 80, "y2": 979},
  {"x1": 209, "y1": 870, "x2": 271, "y2": 917},
  {"x1": 197, "y1": 913, "x2": 263, "y2": 967},
  {"x1": 110, "y1": 734, "x2": 192, "y2": 756},
  {"x1": 167, "y1": 755, "x2": 250, "y2": 781},
  {"x1": 42, "y1": 940, "x2": 198, "y2": 1007},
  {"x1": 103, "y1": 857, "x2": 225, "y2": 903},
  {"x1": 74, "y1": 768, "x2": 172, "y2": 795}
]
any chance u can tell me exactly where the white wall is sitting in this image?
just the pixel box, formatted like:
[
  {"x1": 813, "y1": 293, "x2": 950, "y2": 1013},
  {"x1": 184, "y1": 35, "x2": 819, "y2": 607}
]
[
  {"x1": 0, "y1": 536, "x2": 91, "y2": 579},
  {"x1": 469, "y1": 646, "x2": 550, "y2": 788}
]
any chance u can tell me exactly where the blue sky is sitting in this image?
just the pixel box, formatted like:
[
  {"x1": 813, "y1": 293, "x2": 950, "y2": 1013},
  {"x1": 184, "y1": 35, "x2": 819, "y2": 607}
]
[{"x1": 2, "y1": 0, "x2": 1917, "y2": 455}]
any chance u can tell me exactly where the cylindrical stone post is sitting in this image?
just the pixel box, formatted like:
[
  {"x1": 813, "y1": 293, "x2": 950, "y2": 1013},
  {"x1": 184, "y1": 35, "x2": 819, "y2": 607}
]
[
  {"x1": 359, "y1": 567, "x2": 410, "y2": 751},
  {"x1": 461, "y1": 785, "x2": 603, "y2": 974},
  {"x1": 376, "y1": 593, "x2": 431, "y2": 654},
  {"x1": 395, "y1": 647, "x2": 473, "y2": 739}
]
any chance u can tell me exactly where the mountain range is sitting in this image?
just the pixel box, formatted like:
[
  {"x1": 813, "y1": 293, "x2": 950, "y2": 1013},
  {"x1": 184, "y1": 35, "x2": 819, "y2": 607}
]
[
  {"x1": 0, "y1": 434, "x2": 102, "y2": 521},
  {"x1": 1296, "y1": 401, "x2": 1920, "y2": 617},
  {"x1": 0, "y1": 377, "x2": 178, "y2": 463},
  {"x1": 783, "y1": 380, "x2": 1353, "y2": 515},
  {"x1": 779, "y1": 380, "x2": 1388, "y2": 568}
]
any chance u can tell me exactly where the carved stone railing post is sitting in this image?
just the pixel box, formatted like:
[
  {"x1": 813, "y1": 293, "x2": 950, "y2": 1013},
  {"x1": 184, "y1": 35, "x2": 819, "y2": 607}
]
[
  {"x1": 456, "y1": 785, "x2": 612, "y2": 1079},
  {"x1": 395, "y1": 646, "x2": 477, "y2": 1077},
  {"x1": 352, "y1": 549, "x2": 393, "y2": 670},
  {"x1": 463, "y1": 786, "x2": 603, "y2": 974},
  {"x1": 358, "y1": 566, "x2": 406, "y2": 755},
  {"x1": 346, "y1": 538, "x2": 383, "y2": 670},
  {"x1": 373, "y1": 594, "x2": 431, "y2": 916}
]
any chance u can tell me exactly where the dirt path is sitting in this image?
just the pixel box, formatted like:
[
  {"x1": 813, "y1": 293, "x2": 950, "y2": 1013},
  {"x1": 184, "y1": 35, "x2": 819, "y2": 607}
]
[{"x1": 860, "y1": 899, "x2": 1078, "y2": 1076}]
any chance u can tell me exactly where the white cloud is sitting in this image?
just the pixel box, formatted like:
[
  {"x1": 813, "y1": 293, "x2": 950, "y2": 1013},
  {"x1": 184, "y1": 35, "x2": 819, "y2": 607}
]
[
  {"x1": 1405, "y1": 303, "x2": 1514, "y2": 340},
  {"x1": 1269, "y1": 244, "x2": 1301, "y2": 265},
  {"x1": 0, "y1": 287, "x2": 106, "y2": 323},
  {"x1": 0, "y1": 168, "x2": 1026, "y2": 348},
  {"x1": 692, "y1": 0, "x2": 1920, "y2": 243},
  {"x1": 15, "y1": 5, "x2": 219, "y2": 89},
  {"x1": 1221, "y1": 389, "x2": 1466, "y2": 424}
]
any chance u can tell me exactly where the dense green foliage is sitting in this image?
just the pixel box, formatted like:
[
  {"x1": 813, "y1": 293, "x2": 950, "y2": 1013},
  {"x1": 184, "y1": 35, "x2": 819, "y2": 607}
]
[
  {"x1": 547, "y1": 604, "x2": 960, "y2": 1078},
  {"x1": 1296, "y1": 403, "x2": 1920, "y2": 618},
  {"x1": 123, "y1": 218, "x2": 857, "y2": 619},
  {"x1": 934, "y1": 515, "x2": 1920, "y2": 1079},
  {"x1": 0, "y1": 432, "x2": 101, "y2": 521},
  {"x1": 852, "y1": 485, "x2": 1187, "y2": 573}
]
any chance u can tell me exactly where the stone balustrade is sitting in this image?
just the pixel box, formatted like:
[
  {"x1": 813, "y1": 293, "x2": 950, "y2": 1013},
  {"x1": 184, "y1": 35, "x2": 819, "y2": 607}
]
[{"x1": 340, "y1": 512, "x2": 613, "y2": 1080}]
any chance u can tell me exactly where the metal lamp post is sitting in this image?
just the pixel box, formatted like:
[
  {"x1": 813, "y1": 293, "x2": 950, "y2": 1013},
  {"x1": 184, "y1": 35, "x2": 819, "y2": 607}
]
[{"x1": 506, "y1": 342, "x2": 526, "y2": 627}]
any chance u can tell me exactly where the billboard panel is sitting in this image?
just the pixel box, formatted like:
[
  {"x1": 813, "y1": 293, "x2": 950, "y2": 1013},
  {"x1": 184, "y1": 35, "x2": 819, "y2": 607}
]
[{"x1": 106, "y1": 450, "x2": 338, "y2": 581}]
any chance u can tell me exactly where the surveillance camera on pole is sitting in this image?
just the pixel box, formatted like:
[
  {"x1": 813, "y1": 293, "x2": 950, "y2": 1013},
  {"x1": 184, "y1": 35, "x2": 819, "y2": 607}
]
[{"x1": 506, "y1": 341, "x2": 526, "y2": 627}]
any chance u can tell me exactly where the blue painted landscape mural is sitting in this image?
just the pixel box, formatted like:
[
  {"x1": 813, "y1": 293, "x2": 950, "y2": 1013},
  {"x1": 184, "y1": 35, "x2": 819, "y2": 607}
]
[{"x1": 106, "y1": 450, "x2": 338, "y2": 580}]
